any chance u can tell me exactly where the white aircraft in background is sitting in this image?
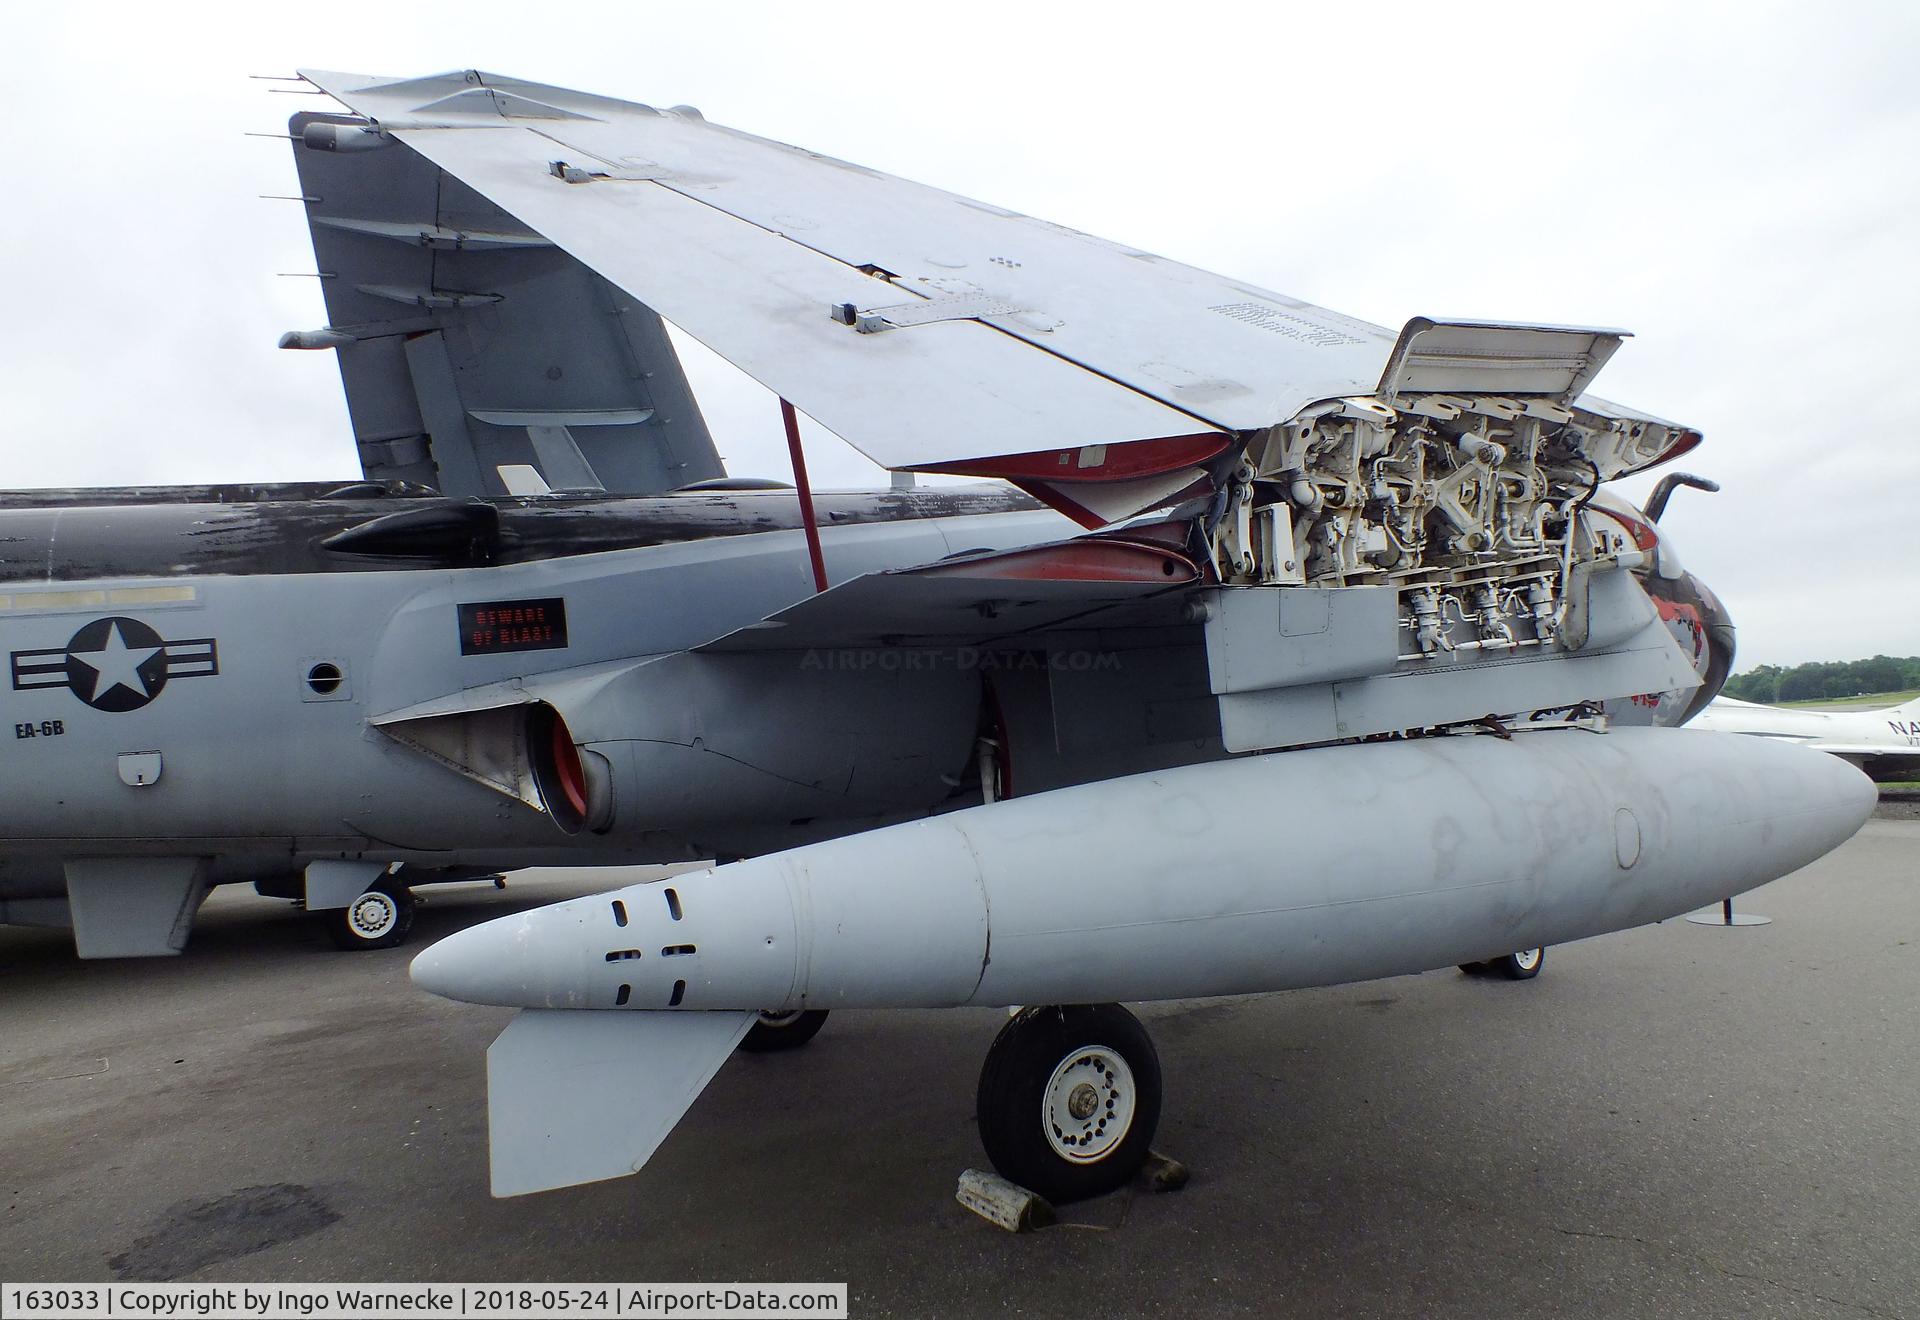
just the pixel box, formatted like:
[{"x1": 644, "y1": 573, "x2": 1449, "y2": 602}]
[{"x1": 1691, "y1": 695, "x2": 1920, "y2": 781}]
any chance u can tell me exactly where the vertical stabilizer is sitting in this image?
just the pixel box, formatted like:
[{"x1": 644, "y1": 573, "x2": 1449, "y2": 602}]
[{"x1": 281, "y1": 112, "x2": 723, "y2": 497}]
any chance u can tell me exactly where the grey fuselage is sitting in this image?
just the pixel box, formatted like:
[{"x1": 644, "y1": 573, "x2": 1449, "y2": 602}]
[{"x1": 0, "y1": 484, "x2": 1065, "y2": 906}]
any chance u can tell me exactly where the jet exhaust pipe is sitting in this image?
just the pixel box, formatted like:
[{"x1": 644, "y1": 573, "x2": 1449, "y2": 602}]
[
  {"x1": 526, "y1": 703, "x2": 593, "y2": 834},
  {"x1": 376, "y1": 698, "x2": 611, "y2": 836},
  {"x1": 415, "y1": 728, "x2": 1871, "y2": 1013}
]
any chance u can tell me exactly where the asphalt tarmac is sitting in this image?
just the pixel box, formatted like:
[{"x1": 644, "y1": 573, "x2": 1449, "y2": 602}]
[{"x1": 2, "y1": 822, "x2": 1915, "y2": 1319}]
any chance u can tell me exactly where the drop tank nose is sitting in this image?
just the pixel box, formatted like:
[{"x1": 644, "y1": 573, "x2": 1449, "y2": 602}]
[
  {"x1": 410, "y1": 893, "x2": 607, "y2": 1008},
  {"x1": 412, "y1": 864, "x2": 808, "y2": 1012},
  {"x1": 1753, "y1": 729, "x2": 1878, "y2": 858}
]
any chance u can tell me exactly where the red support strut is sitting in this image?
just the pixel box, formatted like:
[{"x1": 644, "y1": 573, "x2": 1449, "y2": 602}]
[{"x1": 781, "y1": 398, "x2": 829, "y2": 594}]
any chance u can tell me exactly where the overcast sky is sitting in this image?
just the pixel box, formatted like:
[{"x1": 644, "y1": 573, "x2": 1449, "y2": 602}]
[{"x1": 3, "y1": 3, "x2": 1915, "y2": 671}]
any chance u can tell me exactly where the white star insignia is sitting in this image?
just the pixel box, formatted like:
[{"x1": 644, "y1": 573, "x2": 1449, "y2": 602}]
[{"x1": 70, "y1": 621, "x2": 163, "y2": 704}]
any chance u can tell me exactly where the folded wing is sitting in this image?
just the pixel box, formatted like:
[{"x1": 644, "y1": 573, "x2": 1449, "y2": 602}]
[{"x1": 296, "y1": 69, "x2": 1699, "y2": 530}]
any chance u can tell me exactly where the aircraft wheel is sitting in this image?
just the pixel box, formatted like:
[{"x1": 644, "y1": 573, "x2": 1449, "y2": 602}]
[
  {"x1": 738, "y1": 1009, "x2": 830, "y2": 1053},
  {"x1": 1488, "y1": 947, "x2": 1546, "y2": 980},
  {"x1": 324, "y1": 883, "x2": 416, "y2": 951},
  {"x1": 976, "y1": 1003, "x2": 1162, "y2": 1203}
]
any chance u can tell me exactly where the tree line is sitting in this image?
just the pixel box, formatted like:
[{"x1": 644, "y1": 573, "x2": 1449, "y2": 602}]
[{"x1": 1722, "y1": 656, "x2": 1920, "y2": 704}]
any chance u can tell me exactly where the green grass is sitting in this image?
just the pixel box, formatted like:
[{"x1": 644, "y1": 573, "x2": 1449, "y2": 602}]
[{"x1": 1776, "y1": 689, "x2": 1919, "y2": 710}]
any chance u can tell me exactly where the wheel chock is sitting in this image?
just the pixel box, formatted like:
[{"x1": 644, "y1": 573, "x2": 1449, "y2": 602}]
[
  {"x1": 956, "y1": 1169, "x2": 1055, "y2": 1233},
  {"x1": 1141, "y1": 1149, "x2": 1189, "y2": 1192}
]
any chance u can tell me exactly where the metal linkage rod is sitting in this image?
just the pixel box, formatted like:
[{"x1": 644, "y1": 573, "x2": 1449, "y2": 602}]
[{"x1": 780, "y1": 398, "x2": 829, "y2": 593}]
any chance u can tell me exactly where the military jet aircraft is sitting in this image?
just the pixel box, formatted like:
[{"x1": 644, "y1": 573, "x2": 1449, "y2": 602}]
[
  {"x1": 0, "y1": 67, "x2": 1751, "y2": 969},
  {"x1": 1690, "y1": 694, "x2": 1920, "y2": 781},
  {"x1": 79, "y1": 67, "x2": 1849, "y2": 1204}
]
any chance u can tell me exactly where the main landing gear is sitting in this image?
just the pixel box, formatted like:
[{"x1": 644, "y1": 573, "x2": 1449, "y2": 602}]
[
  {"x1": 1460, "y1": 947, "x2": 1546, "y2": 980},
  {"x1": 739, "y1": 1001, "x2": 1167, "y2": 1202},
  {"x1": 322, "y1": 880, "x2": 416, "y2": 951},
  {"x1": 976, "y1": 1004, "x2": 1164, "y2": 1202}
]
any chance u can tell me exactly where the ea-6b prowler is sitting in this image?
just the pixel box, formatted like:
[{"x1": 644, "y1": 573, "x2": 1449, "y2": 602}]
[{"x1": 0, "y1": 68, "x2": 1871, "y2": 1200}]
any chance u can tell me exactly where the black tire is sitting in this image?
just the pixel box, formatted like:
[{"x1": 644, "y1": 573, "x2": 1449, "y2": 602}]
[
  {"x1": 738, "y1": 1009, "x2": 830, "y2": 1053},
  {"x1": 323, "y1": 883, "x2": 415, "y2": 951},
  {"x1": 976, "y1": 1004, "x2": 1162, "y2": 1203},
  {"x1": 1488, "y1": 947, "x2": 1546, "y2": 980}
]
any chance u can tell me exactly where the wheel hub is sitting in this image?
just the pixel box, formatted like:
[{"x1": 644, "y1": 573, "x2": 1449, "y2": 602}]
[
  {"x1": 1043, "y1": 1047, "x2": 1136, "y2": 1164},
  {"x1": 348, "y1": 892, "x2": 396, "y2": 939}
]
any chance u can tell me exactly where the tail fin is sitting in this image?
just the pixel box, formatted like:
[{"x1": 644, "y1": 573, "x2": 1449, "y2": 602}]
[
  {"x1": 282, "y1": 112, "x2": 723, "y2": 498},
  {"x1": 485, "y1": 1008, "x2": 756, "y2": 1196}
]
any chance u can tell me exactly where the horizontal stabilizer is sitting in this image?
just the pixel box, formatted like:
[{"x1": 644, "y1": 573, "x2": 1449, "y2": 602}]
[{"x1": 484, "y1": 1008, "x2": 755, "y2": 1197}]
